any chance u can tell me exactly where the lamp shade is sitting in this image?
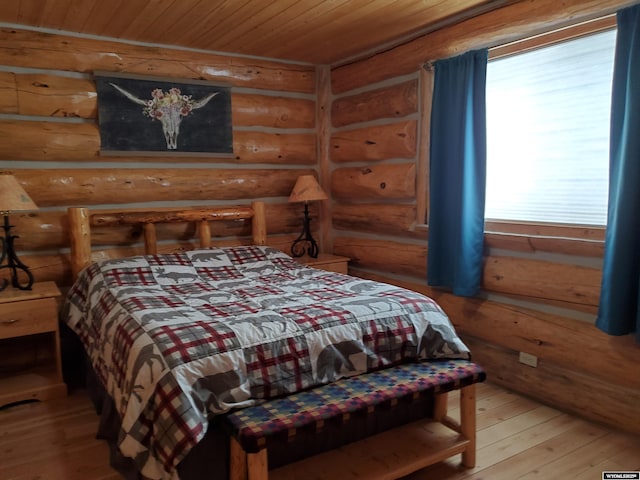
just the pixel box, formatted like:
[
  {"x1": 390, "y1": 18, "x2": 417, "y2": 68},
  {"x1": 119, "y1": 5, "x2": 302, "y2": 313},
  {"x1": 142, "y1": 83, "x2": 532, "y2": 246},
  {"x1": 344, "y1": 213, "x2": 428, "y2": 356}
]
[
  {"x1": 0, "y1": 174, "x2": 38, "y2": 213},
  {"x1": 288, "y1": 175, "x2": 328, "y2": 203}
]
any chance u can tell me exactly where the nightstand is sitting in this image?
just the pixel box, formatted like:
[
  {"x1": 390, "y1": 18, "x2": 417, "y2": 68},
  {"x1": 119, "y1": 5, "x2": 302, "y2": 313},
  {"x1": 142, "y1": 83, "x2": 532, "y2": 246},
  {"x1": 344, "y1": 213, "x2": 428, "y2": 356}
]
[
  {"x1": 0, "y1": 281, "x2": 67, "y2": 406},
  {"x1": 296, "y1": 253, "x2": 350, "y2": 274}
]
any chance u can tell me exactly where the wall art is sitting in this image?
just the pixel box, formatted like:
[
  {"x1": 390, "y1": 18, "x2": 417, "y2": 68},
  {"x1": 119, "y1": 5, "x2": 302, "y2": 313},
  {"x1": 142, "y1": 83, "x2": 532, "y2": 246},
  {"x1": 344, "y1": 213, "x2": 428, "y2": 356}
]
[{"x1": 95, "y1": 72, "x2": 233, "y2": 156}]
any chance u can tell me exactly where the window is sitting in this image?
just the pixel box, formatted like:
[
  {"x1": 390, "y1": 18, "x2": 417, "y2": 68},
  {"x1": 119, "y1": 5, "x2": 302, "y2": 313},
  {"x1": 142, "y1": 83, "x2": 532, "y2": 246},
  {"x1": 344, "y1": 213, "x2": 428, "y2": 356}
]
[{"x1": 485, "y1": 27, "x2": 616, "y2": 226}]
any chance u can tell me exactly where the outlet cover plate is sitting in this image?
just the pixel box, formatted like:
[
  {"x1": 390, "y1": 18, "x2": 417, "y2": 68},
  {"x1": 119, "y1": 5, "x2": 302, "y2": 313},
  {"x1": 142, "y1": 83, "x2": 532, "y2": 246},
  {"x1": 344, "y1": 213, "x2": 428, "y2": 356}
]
[{"x1": 519, "y1": 351, "x2": 538, "y2": 367}]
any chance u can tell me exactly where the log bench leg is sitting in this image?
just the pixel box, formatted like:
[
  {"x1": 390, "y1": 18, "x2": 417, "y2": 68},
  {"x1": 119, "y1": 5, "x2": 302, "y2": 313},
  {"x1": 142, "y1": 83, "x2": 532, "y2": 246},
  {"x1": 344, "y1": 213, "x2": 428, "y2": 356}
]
[
  {"x1": 230, "y1": 437, "x2": 248, "y2": 480},
  {"x1": 247, "y1": 449, "x2": 268, "y2": 480},
  {"x1": 230, "y1": 436, "x2": 268, "y2": 480},
  {"x1": 432, "y1": 385, "x2": 477, "y2": 468},
  {"x1": 433, "y1": 391, "x2": 448, "y2": 421},
  {"x1": 460, "y1": 384, "x2": 477, "y2": 468}
]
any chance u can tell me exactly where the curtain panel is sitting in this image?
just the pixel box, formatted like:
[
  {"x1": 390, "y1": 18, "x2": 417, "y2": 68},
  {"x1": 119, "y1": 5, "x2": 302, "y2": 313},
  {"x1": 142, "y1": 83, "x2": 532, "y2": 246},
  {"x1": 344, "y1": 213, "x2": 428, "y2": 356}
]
[
  {"x1": 596, "y1": 4, "x2": 640, "y2": 341},
  {"x1": 427, "y1": 49, "x2": 488, "y2": 297}
]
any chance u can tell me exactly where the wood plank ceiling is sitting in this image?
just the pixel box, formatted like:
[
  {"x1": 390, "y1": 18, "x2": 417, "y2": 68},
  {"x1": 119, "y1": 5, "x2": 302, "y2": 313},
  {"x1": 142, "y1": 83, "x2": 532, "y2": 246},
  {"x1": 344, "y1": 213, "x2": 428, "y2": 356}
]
[{"x1": 0, "y1": 0, "x2": 516, "y2": 65}]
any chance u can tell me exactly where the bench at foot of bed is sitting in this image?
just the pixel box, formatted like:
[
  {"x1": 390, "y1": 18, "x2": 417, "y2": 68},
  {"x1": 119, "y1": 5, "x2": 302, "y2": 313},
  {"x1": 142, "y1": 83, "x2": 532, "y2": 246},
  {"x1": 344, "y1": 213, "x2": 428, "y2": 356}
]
[{"x1": 225, "y1": 359, "x2": 486, "y2": 480}]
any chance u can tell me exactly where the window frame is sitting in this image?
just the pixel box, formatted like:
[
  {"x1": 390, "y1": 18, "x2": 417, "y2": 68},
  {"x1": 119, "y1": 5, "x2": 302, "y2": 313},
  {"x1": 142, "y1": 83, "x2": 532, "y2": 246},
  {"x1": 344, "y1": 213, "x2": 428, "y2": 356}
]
[
  {"x1": 485, "y1": 15, "x2": 616, "y2": 237},
  {"x1": 418, "y1": 15, "x2": 615, "y2": 244}
]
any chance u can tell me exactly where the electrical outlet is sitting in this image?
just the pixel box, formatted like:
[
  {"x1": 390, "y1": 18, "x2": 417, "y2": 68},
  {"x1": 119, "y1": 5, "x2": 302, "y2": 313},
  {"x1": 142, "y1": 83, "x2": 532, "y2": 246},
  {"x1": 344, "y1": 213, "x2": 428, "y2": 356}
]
[{"x1": 519, "y1": 351, "x2": 538, "y2": 368}]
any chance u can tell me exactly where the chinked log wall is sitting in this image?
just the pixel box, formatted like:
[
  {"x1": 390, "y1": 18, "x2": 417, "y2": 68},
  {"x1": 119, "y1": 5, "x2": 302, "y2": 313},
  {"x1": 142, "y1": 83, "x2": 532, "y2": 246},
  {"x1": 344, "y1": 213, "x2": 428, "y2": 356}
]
[
  {"x1": 0, "y1": 27, "x2": 318, "y2": 287},
  {"x1": 328, "y1": 0, "x2": 640, "y2": 434}
]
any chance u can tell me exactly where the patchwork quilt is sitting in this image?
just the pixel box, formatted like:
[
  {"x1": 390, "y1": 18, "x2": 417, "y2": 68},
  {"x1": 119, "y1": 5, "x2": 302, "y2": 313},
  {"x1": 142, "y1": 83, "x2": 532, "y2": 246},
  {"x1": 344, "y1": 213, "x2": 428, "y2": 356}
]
[{"x1": 63, "y1": 245, "x2": 470, "y2": 479}]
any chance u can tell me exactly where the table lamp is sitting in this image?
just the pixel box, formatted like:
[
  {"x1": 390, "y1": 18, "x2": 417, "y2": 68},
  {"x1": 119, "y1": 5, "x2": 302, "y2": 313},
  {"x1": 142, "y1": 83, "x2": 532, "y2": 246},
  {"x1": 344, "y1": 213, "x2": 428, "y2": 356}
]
[
  {"x1": 0, "y1": 174, "x2": 37, "y2": 291},
  {"x1": 288, "y1": 175, "x2": 328, "y2": 258}
]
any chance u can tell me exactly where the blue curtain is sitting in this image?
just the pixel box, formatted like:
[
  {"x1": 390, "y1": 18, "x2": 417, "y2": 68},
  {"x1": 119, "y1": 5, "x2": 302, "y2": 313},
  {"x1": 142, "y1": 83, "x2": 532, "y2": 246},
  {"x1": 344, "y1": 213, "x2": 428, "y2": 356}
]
[
  {"x1": 427, "y1": 49, "x2": 488, "y2": 297},
  {"x1": 596, "y1": 5, "x2": 640, "y2": 341}
]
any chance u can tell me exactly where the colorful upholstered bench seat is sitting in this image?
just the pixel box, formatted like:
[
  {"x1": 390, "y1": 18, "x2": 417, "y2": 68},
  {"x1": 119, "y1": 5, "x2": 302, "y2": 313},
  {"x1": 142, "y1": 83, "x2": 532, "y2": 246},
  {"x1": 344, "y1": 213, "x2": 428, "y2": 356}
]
[{"x1": 225, "y1": 359, "x2": 486, "y2": 480}]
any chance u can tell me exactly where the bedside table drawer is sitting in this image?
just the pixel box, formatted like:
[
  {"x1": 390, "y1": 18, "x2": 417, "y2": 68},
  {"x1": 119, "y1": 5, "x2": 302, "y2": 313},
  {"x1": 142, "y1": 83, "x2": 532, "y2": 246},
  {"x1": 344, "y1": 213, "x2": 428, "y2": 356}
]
[
  {"x1": 314, "y1": 261, "x2": 348, "y2": 274},
  {"x1": 296, "y1": 254, "x2": 350, "y2": 274},
  {"x1": 0, "y1": 281, "x2": 66, "y2": 406},
  {"x1": 0, "y1": 298, "x2": 58, "y2": 340}
]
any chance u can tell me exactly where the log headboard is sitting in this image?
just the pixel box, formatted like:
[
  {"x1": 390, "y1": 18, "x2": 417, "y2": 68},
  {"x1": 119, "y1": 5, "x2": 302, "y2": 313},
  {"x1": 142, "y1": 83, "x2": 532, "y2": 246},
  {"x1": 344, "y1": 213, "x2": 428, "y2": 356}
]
[{"x1": 68, "y1": 201, "x2": 267, "y2": 280}]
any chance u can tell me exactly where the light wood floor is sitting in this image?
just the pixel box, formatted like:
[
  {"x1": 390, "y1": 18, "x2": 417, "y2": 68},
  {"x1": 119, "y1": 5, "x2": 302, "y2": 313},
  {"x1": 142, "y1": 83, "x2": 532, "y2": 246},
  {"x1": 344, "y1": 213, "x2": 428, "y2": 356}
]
[{"x1": 1, "y1": 383, "x2": 639, "y2": 480}]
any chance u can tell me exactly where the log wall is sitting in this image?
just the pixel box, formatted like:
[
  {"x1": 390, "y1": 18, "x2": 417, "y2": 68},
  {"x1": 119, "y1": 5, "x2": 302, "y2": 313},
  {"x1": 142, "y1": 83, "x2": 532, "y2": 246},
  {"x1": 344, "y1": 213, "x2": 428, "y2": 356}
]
[
  {"x1": 329, "y1": 0, "x2": 640, "y2": 434},
  {"x1": 0, "y1": 27, "x2": 318, "y2": 287}
]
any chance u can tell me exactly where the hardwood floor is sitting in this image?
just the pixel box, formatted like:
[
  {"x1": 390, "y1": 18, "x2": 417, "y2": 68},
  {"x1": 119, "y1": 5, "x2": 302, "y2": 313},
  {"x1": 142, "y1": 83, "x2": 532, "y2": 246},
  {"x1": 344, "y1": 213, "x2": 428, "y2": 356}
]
[
  {"x1": 0, "y1": 389, "x2": 119, "y2": 480},
  {"x1": 1, "y1": 383, "x2": 639, "y2": 480},
  {"x1": 404, "y1": 383, "x2": 640, "y2": 480}
]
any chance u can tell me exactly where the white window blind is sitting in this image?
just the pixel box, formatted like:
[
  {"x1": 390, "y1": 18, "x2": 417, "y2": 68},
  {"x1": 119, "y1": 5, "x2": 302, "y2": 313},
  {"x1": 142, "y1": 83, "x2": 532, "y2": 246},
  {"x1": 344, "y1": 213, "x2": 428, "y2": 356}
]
[{"x1": 485, "y1": 29, "x2": 616, "y2": 226}]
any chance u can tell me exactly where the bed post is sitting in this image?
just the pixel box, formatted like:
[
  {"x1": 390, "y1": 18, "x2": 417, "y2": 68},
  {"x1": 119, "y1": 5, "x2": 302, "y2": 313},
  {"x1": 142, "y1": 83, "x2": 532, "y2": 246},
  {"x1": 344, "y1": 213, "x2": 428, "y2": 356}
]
[
  {"x1": 68, "y1": 207, "x2": 92, "y2": 280},
  {"x1": 251, "y1": 201, "x2": 267, "y2": 246}
]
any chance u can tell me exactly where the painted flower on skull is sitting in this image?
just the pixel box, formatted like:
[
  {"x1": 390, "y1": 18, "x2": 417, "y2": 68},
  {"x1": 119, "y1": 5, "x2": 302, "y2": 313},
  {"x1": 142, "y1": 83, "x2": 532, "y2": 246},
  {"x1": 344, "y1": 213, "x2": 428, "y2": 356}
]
[{"x1": 143, "y1": 87, "x2": 196, "y2": 120}]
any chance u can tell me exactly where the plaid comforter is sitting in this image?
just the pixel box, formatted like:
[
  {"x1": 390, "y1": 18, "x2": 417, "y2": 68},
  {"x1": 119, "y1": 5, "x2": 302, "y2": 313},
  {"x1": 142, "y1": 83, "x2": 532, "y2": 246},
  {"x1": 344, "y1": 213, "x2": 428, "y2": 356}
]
[{"x1": 63, "y1": 246, "x2": 470, "y2": 479}]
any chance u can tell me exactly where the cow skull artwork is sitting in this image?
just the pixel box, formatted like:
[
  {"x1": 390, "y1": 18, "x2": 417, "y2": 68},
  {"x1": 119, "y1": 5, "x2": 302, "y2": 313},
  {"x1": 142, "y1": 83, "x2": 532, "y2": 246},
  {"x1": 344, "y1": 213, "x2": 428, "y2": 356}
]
[{"x1": 109, "y1": 83, "x2": 220, "y2": 150}]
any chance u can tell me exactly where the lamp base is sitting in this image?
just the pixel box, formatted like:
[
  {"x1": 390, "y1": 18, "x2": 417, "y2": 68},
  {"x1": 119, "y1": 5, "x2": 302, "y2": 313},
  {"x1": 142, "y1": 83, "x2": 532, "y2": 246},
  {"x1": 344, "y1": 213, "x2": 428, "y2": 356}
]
[
  {"x1": 0, "y1": 214, "x2": 34, "y2": 291},
  {"x1": 290, "y1": 203, "x2": 319, "y2": 258}
]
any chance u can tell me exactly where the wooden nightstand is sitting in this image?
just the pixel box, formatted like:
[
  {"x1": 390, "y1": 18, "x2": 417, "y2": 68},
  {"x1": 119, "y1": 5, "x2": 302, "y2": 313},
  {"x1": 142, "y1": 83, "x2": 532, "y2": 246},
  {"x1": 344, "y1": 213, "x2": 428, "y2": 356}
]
[
  {"x1": 0, "y1": 281, "x2": 67, "y2": 406},
  {"x1": 296, "y1": 253, "x2": 350, "y2": 274}
]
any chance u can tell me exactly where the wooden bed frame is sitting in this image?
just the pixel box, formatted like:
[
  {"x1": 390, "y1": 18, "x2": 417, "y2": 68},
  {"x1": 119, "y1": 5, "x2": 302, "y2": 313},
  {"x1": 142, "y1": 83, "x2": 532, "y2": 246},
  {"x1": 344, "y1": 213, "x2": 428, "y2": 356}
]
[
  {"x1": 68, "y1": 200, "x2": 267, "y2": 280},
  {"x1": 65, "y1": 201, "x2": 481, "y2": 480}
]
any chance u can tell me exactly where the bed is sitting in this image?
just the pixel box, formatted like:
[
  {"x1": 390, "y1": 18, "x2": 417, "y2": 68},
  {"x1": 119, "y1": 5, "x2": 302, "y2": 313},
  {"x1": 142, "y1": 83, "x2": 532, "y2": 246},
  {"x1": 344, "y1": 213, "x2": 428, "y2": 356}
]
[{"x1": 62, "y1": 201, "x2": 473, "y2": 480}]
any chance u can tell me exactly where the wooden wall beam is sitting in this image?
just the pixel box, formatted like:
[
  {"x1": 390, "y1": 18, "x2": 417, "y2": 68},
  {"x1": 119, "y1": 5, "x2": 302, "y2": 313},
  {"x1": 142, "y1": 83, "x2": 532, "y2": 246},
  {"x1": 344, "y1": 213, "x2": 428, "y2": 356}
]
[
  {"x1": 484, "y1": 256, "x2": 601, "y2": 307},
  {"x1": 334, "y1": 236, "x2": 426, "y2": 278},
  {"x1": 331, "y1": 79, "x2": 418, "y2": 128},
  {"x1": 331, "y1": 120, "x2": 417, "y2": 163},
  {"x1": 0, "y1": 27, "x2": 315, "y2": 93},
  {"x1": 316, "y1": 65, "x2": 333, "y2": 253},
  {"x1": 331, "y1": 0, "x2": 637, "y2": 93},
  {"x1": 7, "y1": 212, "x2": 69, "y2": 251},
  {"x1": 13, "y1": 73, "x2": 98, "y2": 118},
  {"x1": 331, "y1": 163, "x2": 416, "y2": 200},
  {"x1": 232, "y1": 131, "x2": 316, "y2": 164},
  {"x1": 0, "y1": 120, "x2": 99, "y2": 161},
  {"x1": 334, "y1": 236, "x2": 602, "y2": 307},
  {"x1": 13, "y1": 169, "x2": 312, "y2": 206},
  {"x1": 232, "y1": 94, "x2": 315, "y2": 128},
  {"x1": 0, "y1": 121, "x2": 316, "y2": 164},
  {"x1": 332, "y1": 203, "x2": 422, "y2": 239},
  {"x1": 1, "y1": 72, "x2": 315, "y2": 128},
  {"x1": 0, "y1": 71, "x2": 18, "y2": 113}
]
